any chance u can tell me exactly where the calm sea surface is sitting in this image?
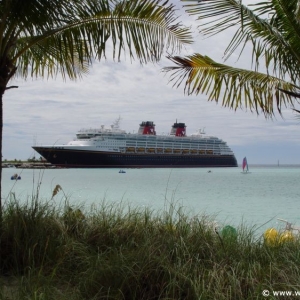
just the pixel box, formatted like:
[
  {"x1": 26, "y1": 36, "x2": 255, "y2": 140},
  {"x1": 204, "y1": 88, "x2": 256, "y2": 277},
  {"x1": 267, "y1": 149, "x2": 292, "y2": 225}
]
[{"x1": 2, "y1": 166, "x2": 300, "y2": 233}]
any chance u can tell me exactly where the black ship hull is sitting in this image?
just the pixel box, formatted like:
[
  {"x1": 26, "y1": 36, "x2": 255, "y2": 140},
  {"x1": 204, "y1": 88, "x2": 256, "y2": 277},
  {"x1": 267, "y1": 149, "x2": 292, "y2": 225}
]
[{"x1": 33, "y1": 147, "x2": 238, "y2": 168}]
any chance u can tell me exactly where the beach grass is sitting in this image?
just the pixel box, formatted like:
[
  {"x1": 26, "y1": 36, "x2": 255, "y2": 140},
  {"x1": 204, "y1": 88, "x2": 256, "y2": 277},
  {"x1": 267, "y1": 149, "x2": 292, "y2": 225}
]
[{"x1": 1, "y1": 194, "x2": 300, "y2": 299}]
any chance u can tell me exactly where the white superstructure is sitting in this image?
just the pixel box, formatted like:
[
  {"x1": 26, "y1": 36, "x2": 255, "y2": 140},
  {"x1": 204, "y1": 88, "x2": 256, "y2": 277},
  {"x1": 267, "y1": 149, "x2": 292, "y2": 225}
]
[{"x1": 61, "y1": 119, "x2": 234, "y2": 157}]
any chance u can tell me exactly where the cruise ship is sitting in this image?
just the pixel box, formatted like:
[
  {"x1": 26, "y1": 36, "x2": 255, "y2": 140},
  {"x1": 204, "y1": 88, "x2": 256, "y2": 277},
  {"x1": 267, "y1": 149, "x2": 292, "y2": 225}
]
[{"x1": 32, "y1": 119, "x2": 237, "y2": 168}]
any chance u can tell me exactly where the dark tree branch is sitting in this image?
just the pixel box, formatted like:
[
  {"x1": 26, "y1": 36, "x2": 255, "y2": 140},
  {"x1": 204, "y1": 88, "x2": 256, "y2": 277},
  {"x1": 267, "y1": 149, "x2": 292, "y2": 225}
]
[
  {"x1": 278, "y1": 87, "x2": 300, "y2": 98},
  {"x1": 5, "y1": 86, "x2": 18, "y2": 90}
]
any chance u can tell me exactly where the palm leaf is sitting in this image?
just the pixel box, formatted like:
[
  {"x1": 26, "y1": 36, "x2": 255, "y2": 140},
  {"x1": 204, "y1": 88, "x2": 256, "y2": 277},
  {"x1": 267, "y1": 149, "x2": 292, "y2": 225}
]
[
  {"x1": 182, "y1": 0, "x2": 300, "y2": 81},
  {"x1": 1, "y1": 0, "x2": 192, "y2": 81},
  {"x1": 163, "y1": 0, "x2": 300, "y2": 117},
  {"x1": 164, "y1": 53, "x2": 297, "y2": 116}
]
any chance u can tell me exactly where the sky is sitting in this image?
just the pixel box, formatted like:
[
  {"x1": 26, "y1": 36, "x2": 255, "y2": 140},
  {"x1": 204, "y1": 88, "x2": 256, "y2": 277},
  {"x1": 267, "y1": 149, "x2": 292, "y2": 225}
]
[{"x1": 3, "y1": 0, "x2": 300, "y2": 165}]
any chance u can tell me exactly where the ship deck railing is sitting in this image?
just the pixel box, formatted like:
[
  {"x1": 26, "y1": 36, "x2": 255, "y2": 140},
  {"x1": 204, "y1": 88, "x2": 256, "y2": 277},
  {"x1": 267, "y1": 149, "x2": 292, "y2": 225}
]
[{"x1": 121, "y1": 146, "x2": 234, "y2": 155}]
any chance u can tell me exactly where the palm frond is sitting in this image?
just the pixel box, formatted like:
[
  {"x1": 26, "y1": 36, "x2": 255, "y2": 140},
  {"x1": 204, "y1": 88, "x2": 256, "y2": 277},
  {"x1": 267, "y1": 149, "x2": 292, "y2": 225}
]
[
  {"x1": 1, "y1": 0, "x2": 192, "y2": 81},
  {"x1": 182, "y1": 0, "x2": 300, "y2": 82},
  {"x1": 164, "y1": 53, "x2": 297, "y2": 117}
]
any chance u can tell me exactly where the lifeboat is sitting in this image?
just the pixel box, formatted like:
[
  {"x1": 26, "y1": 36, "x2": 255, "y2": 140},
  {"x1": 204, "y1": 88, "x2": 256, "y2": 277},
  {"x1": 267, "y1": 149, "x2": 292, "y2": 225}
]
[
  {"x1": 164, "y1": 148, "x2": 172, "y2": 153},
  {"x1": 199, "y1": 150, "x2": 205, "y2": 154},
  {"x1": 174, "y1": 149, "x2": 181, "y2": 153},
  {"x1": 147, "y1": 148, "x2": 155, "y2": 152},
  {"x1": 137, "y1": 148, "x2": 145, "y2": 152},
  {"x1": 207, "y1": 150, "x2": 213, "y2": 154}
]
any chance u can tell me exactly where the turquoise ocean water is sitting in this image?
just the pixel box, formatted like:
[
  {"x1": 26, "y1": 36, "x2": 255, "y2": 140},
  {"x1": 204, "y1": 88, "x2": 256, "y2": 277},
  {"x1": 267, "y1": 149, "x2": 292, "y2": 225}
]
[{"x1": 2, "y1": 166, "x2": 300, "y2": 234}]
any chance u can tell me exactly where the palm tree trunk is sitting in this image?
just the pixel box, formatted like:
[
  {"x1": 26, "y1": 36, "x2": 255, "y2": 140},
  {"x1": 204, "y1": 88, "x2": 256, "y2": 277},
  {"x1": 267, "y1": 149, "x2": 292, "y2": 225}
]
[
  {"x1": 0, "y1": 57, "x2": 17, "y2": 216},
  {"x1": 0, "y1": 90, "x2": 3, "y2": 217}
]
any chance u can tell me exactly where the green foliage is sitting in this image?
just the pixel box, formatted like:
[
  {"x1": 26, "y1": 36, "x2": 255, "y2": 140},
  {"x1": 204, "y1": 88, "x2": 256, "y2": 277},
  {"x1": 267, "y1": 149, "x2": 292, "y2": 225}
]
[
  {"x1": 1, "y1": 198, "x2": 300, "y2": 299},
  {"x1": 165, "y1": 0, "x2": 300, "y2": 117},
  {"x1": 0, "y1": 0, "x2": 192, "y2": 84}
]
